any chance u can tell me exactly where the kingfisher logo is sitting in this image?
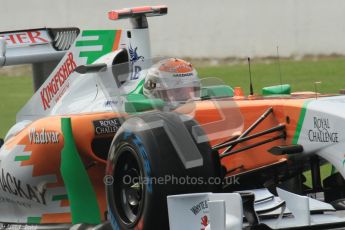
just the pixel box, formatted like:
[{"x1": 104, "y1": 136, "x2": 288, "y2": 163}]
[
  {"x1": 40, "y1": 53, "x2": 77, "y2": 110},
  {"x1": 129, "y1": 43, "x2": 144, "y2": 80},
  {"x1": 0, "y1": 30, "x2": 50, "y2": 48}
]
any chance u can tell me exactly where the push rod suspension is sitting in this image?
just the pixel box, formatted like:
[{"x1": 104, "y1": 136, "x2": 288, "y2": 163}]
[
  {"x1": 214, "y1": 124, "x2": 285, "y2": 151},
  {"x1": 220, "y1": 132, "x2": 286, "y2": 159},
  {"x1": 218, "y1": 107, "x2": 273, "y2": 153}
]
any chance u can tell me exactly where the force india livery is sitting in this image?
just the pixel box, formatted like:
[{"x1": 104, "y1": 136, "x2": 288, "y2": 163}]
[{"x1": 2, "y1": 5, "x2": 345, "y2": 230}]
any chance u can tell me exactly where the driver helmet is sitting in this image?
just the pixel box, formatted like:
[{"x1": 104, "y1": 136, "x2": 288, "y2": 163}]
[{"x1": 143, "y1": 58, "x2": 200, "y2": 103}]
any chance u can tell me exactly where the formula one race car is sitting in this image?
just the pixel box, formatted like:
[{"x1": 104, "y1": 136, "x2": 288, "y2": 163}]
[{"x1": 2, "y1": 5, "x2": 345, "y2": 230}]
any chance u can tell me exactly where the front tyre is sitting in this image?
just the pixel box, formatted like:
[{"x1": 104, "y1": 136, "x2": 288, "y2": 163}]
[{"x1": 106, "y1": 112, "x2": 220, "y2": 230}]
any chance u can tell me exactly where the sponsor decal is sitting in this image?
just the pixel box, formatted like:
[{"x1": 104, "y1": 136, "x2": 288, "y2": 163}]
[
  {"x1": 104, "y1": 100, "x2": 123, "y2": 107},
  {"x1": 190, "y1": 200, "x2": 208, "y2": 215},
  {"x1": 129, "y1": 43, "x2": 144, "y2": 80},
  {"x1": 129, "y1": 44, "x2": 144, "y2": 63},
  {"x1": 0, "y1": 30, "x2": 50, "y2": 47},
  {"x1": 40, "y1": 53, "x2": 77, "y2": 110},
  {"x1": 0, "y1": 145, "x2": 69, "y2": 222},
  {"x1": 308, "y1": 117, "x2": 339, "y2": 143},
  {"x1": 28, "y1": 128, "x2": 59, "y2": 144},
  {"x1": 104, "y1": 100, "x2": 117, "y2": 107},
  {"x1": 0, "y1": 168, "x2": 47, "y2": 205},
  {"x1": 201, "y1": 215, "x2": 208, "y2": 230},
  {"x1": 93, "y1": 118, "x2": 121, "y2": 136},
  {"x1": 0, "y1": 195, "x2": 32, "y2": 208},
  {"x1": 76, "y1": 30, "x2": 121, "y2": 64},
  {"x1": 173, "y1": 72, "x2": 193, "y2": 77},
  {"x1": 160, "y1": 63, "x2": 193, "y2": 73}
]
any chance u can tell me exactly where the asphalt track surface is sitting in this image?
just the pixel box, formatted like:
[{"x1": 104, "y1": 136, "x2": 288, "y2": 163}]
[
  {"x1": 2, "y1": 212, "x2": 345, "y2": 229},
  {"x1": 0, "y1": 222, "x2": 112, "y2": 230}
]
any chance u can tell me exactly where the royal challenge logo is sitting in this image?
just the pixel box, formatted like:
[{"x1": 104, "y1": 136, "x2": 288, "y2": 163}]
[{"x1": 92, "y1": 118, "x2": 121, "y2": 136}]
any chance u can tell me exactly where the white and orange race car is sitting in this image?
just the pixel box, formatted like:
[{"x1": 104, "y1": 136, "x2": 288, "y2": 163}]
[{"x1": 1, "y1": 5, "x2": 345, "y2": 230}]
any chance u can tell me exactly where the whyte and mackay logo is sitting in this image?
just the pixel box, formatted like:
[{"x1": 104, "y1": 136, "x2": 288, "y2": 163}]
[
  {"x1": 308, "y1": 117, "x2": 339, "y2": 143},
  {"x1": 190, "y1": 200, "x2": 209, "y2": 230},
  {"x1": 0, "y1": 168, "x2": 47, "y2": 205},
  {"x1": 129, "y1": 43, "x2": 144, "y2": 80},
  {"x1": 190, "y1": 199, "x2": 208, "y2": 216},
  {"x1": 93, "y1": 118, "x2": 121, "y2": 136}
]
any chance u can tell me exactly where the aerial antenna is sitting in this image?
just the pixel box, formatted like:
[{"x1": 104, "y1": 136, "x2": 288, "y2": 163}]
[
  {"x1": 276, "y1": 46, "x2": 283, "y2": 89},
  {"x1": 314, "y1": 81, "x2": 321, "y2": 99},
  {"x1": 247, "y1": 57, "x2": 254, "y2": 96}
]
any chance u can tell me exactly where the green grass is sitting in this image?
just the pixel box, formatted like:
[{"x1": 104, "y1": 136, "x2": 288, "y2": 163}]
[
  {"x1": 304, "y1": 164, "x2": 333, "y2": 188},
  {"x1": 0, "y1": 76, "x2": 33, "y2": 138},
  {"x1": 197, "y1": 58, "x2": 345, "y2": 95}
]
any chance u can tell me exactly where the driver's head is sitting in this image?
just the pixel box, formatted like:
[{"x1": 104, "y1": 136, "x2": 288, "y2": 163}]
[{"x1": 143, "y1": 58, "x2": 200, "y2": 103}]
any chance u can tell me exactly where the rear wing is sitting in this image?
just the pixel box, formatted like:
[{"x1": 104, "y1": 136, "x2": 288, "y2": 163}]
[
  {"x1": 0, "y1": 28, "x2": 79, "y2": 90},
  {"x1": 0, "y1": 28, "x2": 79, "y2": 66}
]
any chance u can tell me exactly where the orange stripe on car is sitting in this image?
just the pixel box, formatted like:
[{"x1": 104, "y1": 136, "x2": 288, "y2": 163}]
[{"x1": 112, "y1": 30, "x2": 122, "y2": 51}]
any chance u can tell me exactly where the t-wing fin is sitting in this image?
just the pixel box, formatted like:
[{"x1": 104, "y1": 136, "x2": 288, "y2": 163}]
[
  {"x1": 108, "y1": 5, "x2": 167, "y2": 29},
  {"x1": 108, "y1": 5, "x2": 167, "y2": 21}
]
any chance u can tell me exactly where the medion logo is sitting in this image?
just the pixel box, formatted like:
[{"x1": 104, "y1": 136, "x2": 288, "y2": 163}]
[
  {"x1": 28, "y1": 128, "x2": 59, "y2": 144},
  {"x1": 40, "y1": 53, "x2": 77, "y2": 110}
]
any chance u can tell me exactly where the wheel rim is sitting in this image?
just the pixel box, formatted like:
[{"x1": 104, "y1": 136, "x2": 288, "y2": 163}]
[{"x1": 113, "y1": 145, "x2": 145, "y2": 226}]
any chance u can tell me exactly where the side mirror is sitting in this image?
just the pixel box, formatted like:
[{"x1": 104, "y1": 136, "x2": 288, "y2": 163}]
[
  {"x1": 0, "y1": 37, "x2": 5, "y2": 66},
  {"x1": 0, "y1": 138, "x2": 4, "y2": 148},
  {"x1": 74, "y1": 63, "x2": 107, "y2": 74},
  {"x1": 0, "y1": 37, "x2": 5, "y2": 56}
]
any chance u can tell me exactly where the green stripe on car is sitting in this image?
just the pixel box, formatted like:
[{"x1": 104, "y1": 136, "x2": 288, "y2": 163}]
[
  {"x1": 52, "y1": 194, "x2": 68, "y2": 201},
  {"x1": 14, "y1": 155, "x2": 30, "y2": 161},
  {"x1": 76, "y1": 30, "x2": 117, "y2": 64},
  {"x1": 292, "y1": 100, "x2": 311, "y2": 144},
  {"x1": 27, "y1": 217, "x2": 41, "y2": 224},
  {"x1": 61, "y1": 118, "x2": 101, "y2": 224}
]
